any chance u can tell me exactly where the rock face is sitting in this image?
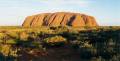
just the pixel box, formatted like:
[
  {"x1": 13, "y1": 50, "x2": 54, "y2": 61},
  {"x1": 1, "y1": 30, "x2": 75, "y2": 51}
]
[{"x1": 22, "y1": 12, "x2": 98, "y2": 27}]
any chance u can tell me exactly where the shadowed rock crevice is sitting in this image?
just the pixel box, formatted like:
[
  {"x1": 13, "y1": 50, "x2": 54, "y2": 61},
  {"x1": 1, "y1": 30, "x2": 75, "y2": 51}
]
[
  {"x1": 30, "y1": 17, "x2": 36, "y2": 27},
  {"x1": 81, "y1": 15, "x2": 87, "y2": 24},
  {"x1": 42, "y1": 15, "x2": 48, "y2": 26},
  {"x1": 67, "y1": 15, "x2": 76, "y2": 26},
  {"x1": 22, "y1": 12, "x2": 98, "y2": 27}
]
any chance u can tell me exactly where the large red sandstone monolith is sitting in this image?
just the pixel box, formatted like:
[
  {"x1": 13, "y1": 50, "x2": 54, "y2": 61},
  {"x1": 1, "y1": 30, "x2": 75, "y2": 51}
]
[{"x1": 22, "y1": 12, "x2": 98, "y2": 27}]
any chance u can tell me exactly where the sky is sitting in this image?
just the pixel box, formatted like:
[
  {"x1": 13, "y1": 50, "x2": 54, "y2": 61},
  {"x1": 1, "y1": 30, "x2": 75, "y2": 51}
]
[{"x1": 0, "y1": 0, "x2": 119, "y2": 26}]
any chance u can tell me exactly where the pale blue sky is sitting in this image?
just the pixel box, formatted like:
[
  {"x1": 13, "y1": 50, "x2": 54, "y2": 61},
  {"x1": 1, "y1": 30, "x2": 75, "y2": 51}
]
[{"x1": 0, "y1": 0, "x2": 119, "y2": 26}]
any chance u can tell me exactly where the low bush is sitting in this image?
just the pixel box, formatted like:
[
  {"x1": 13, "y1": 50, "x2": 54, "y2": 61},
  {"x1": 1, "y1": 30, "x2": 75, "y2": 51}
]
[
  {"x1": 19, "y1": 32, "x2": 29, "y2": 41},
  {"x1": 6, "y1": 40, "x2": 17, "y2": 44},
  {"x1": 43, "y1": 36, "x2": 67, "y2": 46}
]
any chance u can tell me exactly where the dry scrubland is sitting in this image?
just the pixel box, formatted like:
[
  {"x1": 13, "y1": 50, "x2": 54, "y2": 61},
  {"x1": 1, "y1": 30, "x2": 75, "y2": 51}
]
[{"x1": 0, "y1": 26, "x2": 120, "y2": 61}]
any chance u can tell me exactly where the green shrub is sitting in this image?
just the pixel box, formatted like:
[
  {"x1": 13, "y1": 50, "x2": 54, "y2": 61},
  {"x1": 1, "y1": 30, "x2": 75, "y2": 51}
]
[
  {"x1": 0, "y1": 40, "x2": 2, "y2": 43},
  {"x1": 0, "y1": 33, "x2": 6, "y2": 39},
  {"x1": 6, "y1": 31, "x2": 19, "y2": 39},
  {"x1": 0, "y1": 45, "x2": 11, "y2": 56},
  {"x1": 19, "y1": 32, "x2": 29, "y2": 41},
  {"x1": 44, "y1": 36, "x2": 67, "y2": 46},
  {"x1": 0, "y1": 33, "x2": 10, "y2": 44},
  {"x1": 6, "y1": 40, "x2": 17, "y2": 44}
]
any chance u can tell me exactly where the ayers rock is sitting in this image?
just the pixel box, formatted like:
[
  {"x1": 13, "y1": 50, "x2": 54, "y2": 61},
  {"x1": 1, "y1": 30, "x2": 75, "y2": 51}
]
[{"x1": 22, "y1": 12, "x2": 98, "y2": 27}]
